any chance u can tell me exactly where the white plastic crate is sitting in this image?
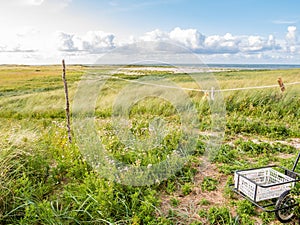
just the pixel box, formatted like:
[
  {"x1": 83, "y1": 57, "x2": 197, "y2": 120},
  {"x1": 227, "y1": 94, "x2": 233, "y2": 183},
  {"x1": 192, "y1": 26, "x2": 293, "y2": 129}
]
[{"x1": 234, "y1": 167, "x2": 295, "y2": 202}]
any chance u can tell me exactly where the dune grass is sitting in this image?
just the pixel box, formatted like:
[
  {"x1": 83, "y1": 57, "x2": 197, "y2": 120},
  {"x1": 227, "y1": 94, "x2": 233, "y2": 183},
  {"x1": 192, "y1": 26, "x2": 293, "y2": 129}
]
[{"x1": 0, "y1": 65, "x2": 299, "y2": 224}]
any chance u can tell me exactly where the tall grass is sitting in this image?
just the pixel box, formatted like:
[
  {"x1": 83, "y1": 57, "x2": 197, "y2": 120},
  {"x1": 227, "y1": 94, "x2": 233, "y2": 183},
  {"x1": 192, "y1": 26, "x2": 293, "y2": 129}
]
[{"x1": 0, "y1": 65, "x2": 299, "y2": 224}]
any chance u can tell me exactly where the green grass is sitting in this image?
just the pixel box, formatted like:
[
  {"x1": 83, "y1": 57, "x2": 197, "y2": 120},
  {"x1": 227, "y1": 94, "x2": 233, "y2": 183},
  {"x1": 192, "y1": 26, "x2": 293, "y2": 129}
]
[{"x1": 0, "y1": 65, "x2": 299, "y2": 224}]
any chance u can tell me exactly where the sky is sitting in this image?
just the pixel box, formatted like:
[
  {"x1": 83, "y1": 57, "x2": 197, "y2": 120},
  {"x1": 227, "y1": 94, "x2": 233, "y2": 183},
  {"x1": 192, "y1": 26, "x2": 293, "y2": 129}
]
[{"x1": 0, "y1": 0, "x2": 300, "y2": 64}]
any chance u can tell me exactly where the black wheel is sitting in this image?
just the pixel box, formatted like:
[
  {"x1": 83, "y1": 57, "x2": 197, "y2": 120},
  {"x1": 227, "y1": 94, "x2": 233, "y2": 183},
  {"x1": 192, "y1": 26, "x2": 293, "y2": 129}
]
[{"x1": 275, "y1": 190, "x2": 296, "y2": 223}]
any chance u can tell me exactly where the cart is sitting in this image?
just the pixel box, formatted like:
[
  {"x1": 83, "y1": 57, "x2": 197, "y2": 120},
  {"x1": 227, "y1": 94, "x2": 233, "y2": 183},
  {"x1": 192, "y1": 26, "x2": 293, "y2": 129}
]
[{"x1": 231, "y1": 151, "x2": 300, "y2": 223}]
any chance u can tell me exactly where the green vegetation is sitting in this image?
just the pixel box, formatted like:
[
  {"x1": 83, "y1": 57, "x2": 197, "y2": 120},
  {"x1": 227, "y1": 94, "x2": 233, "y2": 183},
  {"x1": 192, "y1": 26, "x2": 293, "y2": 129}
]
[
  {"x1": 0, "y1": 65, "x2": 299, "y2": 224},
  {"x1": 201, "y1": 177, "x2": 218, "y2": 192},
  {"x1": 207, "y1": 206, "x2": 236, "y2": 224},
  {"x1": 181, "y1": 183, "x2": 193, "y2": 196}
]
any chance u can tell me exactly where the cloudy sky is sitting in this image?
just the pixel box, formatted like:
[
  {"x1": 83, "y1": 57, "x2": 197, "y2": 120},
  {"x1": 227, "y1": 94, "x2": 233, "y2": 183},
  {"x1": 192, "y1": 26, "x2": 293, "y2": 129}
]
[{"x1": 1, "y1": 0, "x2": 300, "y2": 64}]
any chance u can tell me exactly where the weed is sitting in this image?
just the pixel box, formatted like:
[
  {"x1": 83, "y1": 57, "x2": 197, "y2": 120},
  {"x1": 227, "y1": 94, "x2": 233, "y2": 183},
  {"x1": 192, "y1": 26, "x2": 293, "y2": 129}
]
[
  {"x1": 199, "y1": 198, "x2": 210, "y2": 206},
  {"x1": 207, "y1": 206, "x2": 236, "y2": 225},
  {"x1": 170, "y1": 197, "x2": 180, "y2": 207},
  {"x1": 213, "y1": 144, "x2": 237, "y2": 163},
  {"x1": 182, "y1": 183, "x2": 193, "y2": 196},
  {"x1": 201, "y1": 177, "x2": 218, "y2": 192},
  {"x1": 223, "y1": 176, "x2": 235, "y2": 199},
  {"x1": 259, "y1": 211, "x2": 276, "y2": 224},
  {"x1": 165, "y1": 180, "x2": 177, "y2": 194},
  {"x1": 237, "y1": 214, "x2": 256, "y2": 225},
  {"x1": 198, "y1": 209, "x2": 207, "y2": 218},
  {"x1": 236, "y1": 200, "x2": 256, "y2": 216}
]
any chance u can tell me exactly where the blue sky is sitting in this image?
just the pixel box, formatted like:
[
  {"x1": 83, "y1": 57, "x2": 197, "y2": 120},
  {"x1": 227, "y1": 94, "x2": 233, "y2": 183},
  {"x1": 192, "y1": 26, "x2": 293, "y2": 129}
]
[
  {"x1": 0, "y1": 0, "x2": 299, "y2": 64},
  {"x1": 73, "y1": 0, "x2": 299, "y2": 37}
]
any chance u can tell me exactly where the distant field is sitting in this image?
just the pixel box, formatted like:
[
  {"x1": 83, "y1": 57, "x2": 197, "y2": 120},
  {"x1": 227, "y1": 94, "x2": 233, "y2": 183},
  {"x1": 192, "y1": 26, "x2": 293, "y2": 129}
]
[{"x1": 0, "y1": 65, "x2": 299, "y2": 224}]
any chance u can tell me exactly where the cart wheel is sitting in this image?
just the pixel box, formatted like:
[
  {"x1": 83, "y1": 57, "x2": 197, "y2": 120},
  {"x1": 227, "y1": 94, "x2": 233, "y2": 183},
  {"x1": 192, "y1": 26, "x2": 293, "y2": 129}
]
[{"x1": 275, "y1": 190, "x2": 295, "y2": 223}]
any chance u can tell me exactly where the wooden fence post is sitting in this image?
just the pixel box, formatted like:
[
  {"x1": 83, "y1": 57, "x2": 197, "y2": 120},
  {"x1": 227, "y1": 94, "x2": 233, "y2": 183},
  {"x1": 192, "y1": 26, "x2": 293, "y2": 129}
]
[
  {"x1": 277, "y1": 77, "x2": 285, "y2": 92},
  {"x1": 62, "y1": 59, "x2": 72, "y2": 143}
]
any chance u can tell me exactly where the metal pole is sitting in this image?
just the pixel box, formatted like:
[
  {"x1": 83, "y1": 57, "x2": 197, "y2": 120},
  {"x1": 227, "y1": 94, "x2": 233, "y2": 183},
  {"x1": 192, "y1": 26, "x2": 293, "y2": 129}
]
[{"x1": 292, "y1": 151, "x2": 300, "y2": 172}]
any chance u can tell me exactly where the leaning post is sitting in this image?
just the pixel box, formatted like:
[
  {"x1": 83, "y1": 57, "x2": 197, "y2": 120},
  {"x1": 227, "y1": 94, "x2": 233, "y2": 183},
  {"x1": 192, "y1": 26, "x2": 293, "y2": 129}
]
[{"x1": 62, "y1": 59, "x2": 72, "y2": 143}]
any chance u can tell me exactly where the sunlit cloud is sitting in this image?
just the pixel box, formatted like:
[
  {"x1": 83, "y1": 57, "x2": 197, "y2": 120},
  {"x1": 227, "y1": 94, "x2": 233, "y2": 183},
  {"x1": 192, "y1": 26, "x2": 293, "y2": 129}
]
[
  {"x1": 26, "y1": 0, "x2": 45, "y2": 6},
  {"x1": 20, "y1": 0, "x2": 72, "y2": 10},
  {"x1": 0, "y1": 26, "x2": 299, "y2": 64},
  {"x1": 138, "y1": 28, "x2": 280, "y2": 54},
  {"x1": 55, "y1": 30, "x2": 115, "y2": 53},
  {"x1": 286, "y1": 26, "x2": 299, "y2": 53}
]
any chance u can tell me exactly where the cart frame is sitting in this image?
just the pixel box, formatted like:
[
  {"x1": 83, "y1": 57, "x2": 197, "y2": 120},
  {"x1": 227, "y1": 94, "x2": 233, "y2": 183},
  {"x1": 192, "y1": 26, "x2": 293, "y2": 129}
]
[{"x1": 231, "y1": 151, "x2": 300, "y2": 223}]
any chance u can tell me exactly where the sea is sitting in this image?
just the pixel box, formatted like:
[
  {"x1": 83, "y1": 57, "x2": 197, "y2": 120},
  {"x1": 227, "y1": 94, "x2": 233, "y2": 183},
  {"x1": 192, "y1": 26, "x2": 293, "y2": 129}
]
[
  {"x1": 90, "y1": 63, "x2": 300, "y2": 71},
  {"x1": 184, "y1": 64, "x2": 300, "y2": 70}
]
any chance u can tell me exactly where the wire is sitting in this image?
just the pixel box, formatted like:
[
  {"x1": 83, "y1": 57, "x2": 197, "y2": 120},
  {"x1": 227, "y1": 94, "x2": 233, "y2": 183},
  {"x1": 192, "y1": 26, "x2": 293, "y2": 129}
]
[
  {"x1": 98, "y1": 75, "x2": 300, "y2": 93},
  {"x1": 73, "y1": 68, "x2": 300, "y2": 93}
]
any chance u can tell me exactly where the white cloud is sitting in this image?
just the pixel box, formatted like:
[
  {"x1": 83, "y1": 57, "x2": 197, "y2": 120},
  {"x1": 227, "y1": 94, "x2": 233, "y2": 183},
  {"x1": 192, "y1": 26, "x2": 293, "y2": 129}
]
[
  {"x1": 55, "y1": 30, "x2": 115, "y2": 53},
  {"x1": 19, "y1": 0, "x2": 72, "y2": 10},
  {"x1": 25, "y1": 0, "x2": 45, "y2": 6},
  {"x1": 204, "y1": 33, "x2": 240, "y2": 53},
  {"x1": 286, "y1": 26, "x2": 297, "y2": 43},
  {"x1": 240, "y1": 35, "x2": 265, "y2": 52},
  {"x1": 80, "y1": 31, "x2": 115, "y2": 53},
  {"x1": 1, "y1": 26, "x2": 300, "y2": 64},
  {"x1": 169, "y1": 27, "x2": 205, "y2": 49},
  {"x1": 140, "y1": 29, "x2": 168, "y2": 42},
  {"x1": 267, "y1": 35, "x2": 275, "y2": 46},
  {"x1": 139, "y1": 28, "x2": 205, "y2": 50},
  {"x1": 286, "y1": 26, "x2": 298, "y2": 53},
  {"x1": 55, "y1": 0, "x2": 72, "y2": 9},
  {"x1": 16, "y1": 26, "x2": 40, "y2": 38},
  {"x1": 55, "y1": 32, "x2": 77, "y2": 52},
  {"x1": 0, "y1": 26, "x2": 41, "y2": 53},
  {"x1": 138, "y1": 28, "x2": 281, "y2": 55},
  {"x1": 0, "y1": 45, "x2": 36, "y2": 53},
  {"x1": 203, "y1": 33, "x2": 279, "y2": 54}
]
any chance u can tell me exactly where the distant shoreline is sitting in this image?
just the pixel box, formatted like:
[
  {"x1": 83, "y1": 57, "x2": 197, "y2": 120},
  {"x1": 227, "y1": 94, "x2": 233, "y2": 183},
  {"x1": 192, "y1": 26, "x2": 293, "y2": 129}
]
[{"x1": 1, "y1": 63, "x2": 300, "y2": 70}]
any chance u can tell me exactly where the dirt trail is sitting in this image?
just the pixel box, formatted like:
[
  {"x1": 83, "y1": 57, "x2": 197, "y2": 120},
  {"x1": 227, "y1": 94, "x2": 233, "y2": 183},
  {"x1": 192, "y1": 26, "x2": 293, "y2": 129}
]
[{"x1": 159, "y1": 163, "x2": 229, "y2": 224}]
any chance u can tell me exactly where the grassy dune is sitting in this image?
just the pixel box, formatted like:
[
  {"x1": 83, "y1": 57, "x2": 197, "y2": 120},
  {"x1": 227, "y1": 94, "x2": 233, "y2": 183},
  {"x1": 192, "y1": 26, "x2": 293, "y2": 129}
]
[{"x1": 0, "y1": 65, "x2": 299, "y2": 224}]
